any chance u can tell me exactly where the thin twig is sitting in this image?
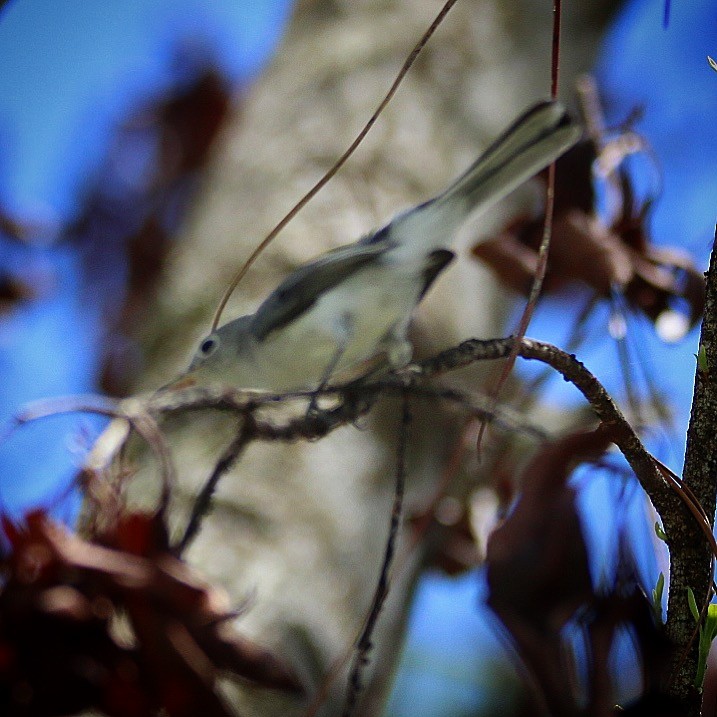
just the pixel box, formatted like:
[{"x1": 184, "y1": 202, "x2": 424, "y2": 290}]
[
  {"x1": 342, "y1": 397, "x2": 411, "y2": 717},
  {"x1": 654, "y1": 459, "x2": 717, "y2": 560},
  {"x1": 408, "y1": 336, "x2": 674, "y2": 517},
  {"x1": 475, "y1": 0, "x2": 563, "y2": 451},
  {"x1": 144, "y1": 336, "x2": 672, "y2": 518},
  {"x1": 176, "y1": 419, "x2": 254, "y2": 555},
  {"x1": 32, "y1": 335, "x2": 675, "y2": 531},
  {"x1": 78, "y1": 336, "x2": 690, "y2": 570},
  {"x1": 211, "y1": 0, "x2": 460, "y2": 331},
  {"x1": 146, "y1": 378, "x2": 545, "y2": 445}
]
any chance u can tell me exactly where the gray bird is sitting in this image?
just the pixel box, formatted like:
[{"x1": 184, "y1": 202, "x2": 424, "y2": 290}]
[{"x1": 184, "y1": 100, "x2": 581, "y2": 393}]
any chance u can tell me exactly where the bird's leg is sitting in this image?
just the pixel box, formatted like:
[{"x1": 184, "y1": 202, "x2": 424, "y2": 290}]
[{"x1": 307, "y1": 312, "x2": 354, "y2": 416}]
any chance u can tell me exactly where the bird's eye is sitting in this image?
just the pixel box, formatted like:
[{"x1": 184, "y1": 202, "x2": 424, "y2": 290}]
[{"x1": 200, "y1": 335, "x2": 220, "y2": 356}]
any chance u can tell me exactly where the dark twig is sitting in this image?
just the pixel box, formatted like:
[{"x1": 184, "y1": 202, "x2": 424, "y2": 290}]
[
  {"x1": 408, "y1": 336, "x2": 674, "y2": 517},
  {"x1": 144, "y1": 336, "x2": 672, "y2": 521},
  {"x1": 176, "y1": 418, "x2": 254, "y2": 555},
  {"x1": 62, "y1": 334, "x2": 676, "y2": 544},
  {"x1": 145, "y1": 378, "x2": 544, "y2": 445},
  {"x1": 474, "y1": 0, "x2": 564, "y2": 452},
  {"x1": 91, "y1": 337, "x2": 685, "y2": 591},
  {"x1": 342, "y1": 397, "x2": 411, "y2": 717}
]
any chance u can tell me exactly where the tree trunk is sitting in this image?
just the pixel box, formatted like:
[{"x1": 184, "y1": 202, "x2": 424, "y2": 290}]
[{"x1": 667, "y1": 228, "x2": 717, "y2": 716}]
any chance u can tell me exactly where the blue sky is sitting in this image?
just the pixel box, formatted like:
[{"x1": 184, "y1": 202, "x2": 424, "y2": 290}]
[{"x1": 0, "y1": 0, "x2": 292, "y2": 222}]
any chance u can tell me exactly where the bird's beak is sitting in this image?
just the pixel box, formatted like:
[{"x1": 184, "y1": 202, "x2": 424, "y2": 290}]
[{"x1": 155, "y1": 373, "x2": 198, "y2": 393}]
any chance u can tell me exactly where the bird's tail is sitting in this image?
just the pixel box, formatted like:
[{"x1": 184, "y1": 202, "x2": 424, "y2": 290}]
[
  {"x1": 438, "y1": 100, "x2": 580, "y2": 214},
  {"x1": 390, "y1": 101, "x2": 581, "y2": 253}
]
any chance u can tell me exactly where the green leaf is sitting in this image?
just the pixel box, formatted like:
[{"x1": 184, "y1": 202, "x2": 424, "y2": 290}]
[
  {"x1": 689, "y1": 596, "x2": 717, "y2": 689},
  {"x1": 654, "y1": 521, "x2": 668, "y2": 542},
  {"x1": 688, "y1": 587, "x2": 700, "y2": 623},
  {"x1": 704, "y1": 604, "x2": 717, "y2": 642},
  {"x1": 651, "y1": 573, "x2": 665, "y2": 620},
  {"x1": 698, "y1": 344, "x2": 709, "y2": 372}
]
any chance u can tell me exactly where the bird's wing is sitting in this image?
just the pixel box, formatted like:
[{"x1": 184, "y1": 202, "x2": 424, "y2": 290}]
[
  {"x1": 419, "y1": 248, "x2": 455, "y2": 299},
  {"x1": 251, "y1": 241, "x2": 392, "y2": 341}
]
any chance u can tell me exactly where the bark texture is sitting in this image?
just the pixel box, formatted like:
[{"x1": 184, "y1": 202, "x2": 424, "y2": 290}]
[{"x1": 667, "y1": 233, "x2": 717, "y2": 715}]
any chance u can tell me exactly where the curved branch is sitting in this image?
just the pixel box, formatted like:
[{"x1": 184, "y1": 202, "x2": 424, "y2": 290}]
[
  {"x1": 406, "y1": 335, "x2": 675, "y2": 517},
  {"x1": 143, "y1": 336, "x2": 674, "y2": 520}
]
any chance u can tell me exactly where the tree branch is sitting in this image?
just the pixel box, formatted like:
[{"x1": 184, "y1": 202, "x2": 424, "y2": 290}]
[
  {"x1": 407, "y1": 336, "x2": 676, "y2": 519},
  {"x1": 668, "y1": 229, "x2": 717, "y2": 713},
  {"x1": 139, "y1": 336, "x2": 677, "y2": 542},
  {"x1": 342, "y1": 398, "x2": 411, "y2": 717},
  {"x1": 93, "y1": 331, "x2": 709, "y2": 710}
]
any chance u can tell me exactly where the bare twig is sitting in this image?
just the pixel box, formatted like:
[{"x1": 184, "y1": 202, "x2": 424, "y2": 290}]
[
  {"x1": 40, "y1": 334, "x2": 678, "y2": 554},
  {"x1": 654, "y1": 459, "x2": 717, "y2": 560},
  {"x1": 211, "y1": 0, "x2": 460, "y2": 331},
  {"x1": 407, "y1": 336, "x2": 674, "y2": 517},
  {"x1": 474, "y1": 0, "x2": 564, "y2": 451},
  {"x1": 176, "y1": 419, "x2": 254, "y2": 554},
  {"x1": 342, "y1": 397, "x2": 410, "y2": 717},
  {"x1": 140, "y1": 376, "x2": 545, "y2": 550},
  {"x1": 136, "y1": 336, "x2": 673, "y2": 538},
  {"x1": 144, "y1": 379, "x2": 544, "y2": 446}
]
